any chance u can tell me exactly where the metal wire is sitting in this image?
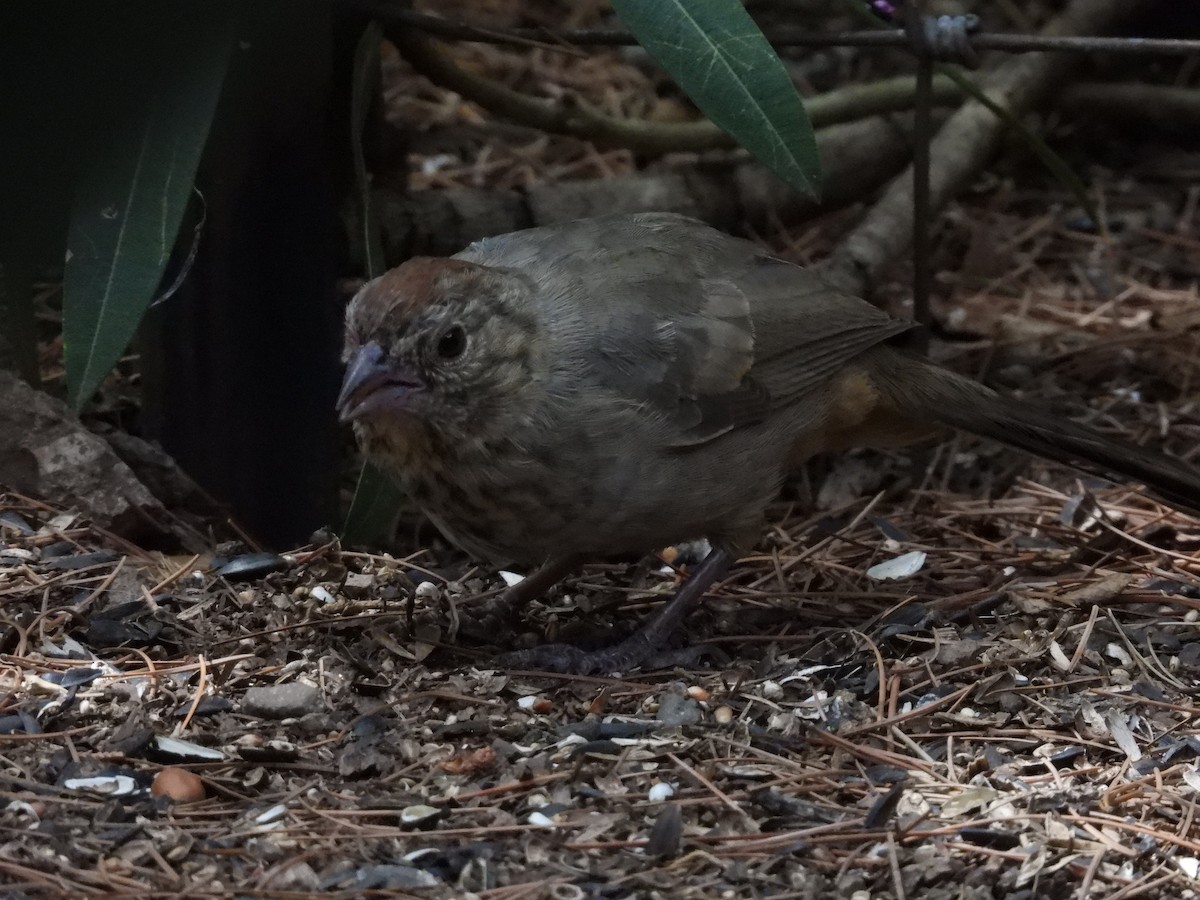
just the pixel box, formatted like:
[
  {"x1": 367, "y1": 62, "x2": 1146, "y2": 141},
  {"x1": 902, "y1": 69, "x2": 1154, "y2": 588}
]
[{"x1": 348, "y1": 6, "x2": 1200, "y2": 58}]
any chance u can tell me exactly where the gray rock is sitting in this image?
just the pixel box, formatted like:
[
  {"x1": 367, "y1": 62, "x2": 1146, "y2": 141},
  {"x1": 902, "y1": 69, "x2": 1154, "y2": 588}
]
[
  {"x1": 0, "y1": 370, "x2": 171, "y2": 539},
  {"x1": 656, "y1": 691, "x2": 702, "y2": 727},
  {"x1": 342, "y1": 571, "x2": 375, "y2": 598},
  {"x1": 241, "y1": 682, "x2": 321, "y2": 720}
]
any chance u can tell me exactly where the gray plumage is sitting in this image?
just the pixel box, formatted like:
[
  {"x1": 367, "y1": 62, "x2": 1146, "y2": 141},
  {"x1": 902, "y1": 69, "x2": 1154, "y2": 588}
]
[{"x1": 340, "y1": 212, "x2": 1200, "y2": 571}]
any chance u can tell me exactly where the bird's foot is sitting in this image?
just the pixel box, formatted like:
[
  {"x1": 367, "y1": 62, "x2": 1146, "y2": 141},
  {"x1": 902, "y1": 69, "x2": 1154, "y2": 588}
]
[
  {"x1": 497, "y1": 547, "x2": 732, "y2": 674},
  {"x1": 408, "y1": 556, "x2": 583, "y2": 644},
  {"x1": 497, "y1": 629, "x2": 662, "y2": 675},
  {"x1": 498, "y1": 634, "x2": 717, "y2": 675},
  {"x1": 454, "y1": 593, "x2": 524, "y2": 641}
]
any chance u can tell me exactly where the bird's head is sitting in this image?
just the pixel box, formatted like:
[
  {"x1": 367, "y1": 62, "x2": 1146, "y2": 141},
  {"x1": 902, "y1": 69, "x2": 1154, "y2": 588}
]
[{"x1": 337, "y1": 257, "x2": 542, "y2": 445}]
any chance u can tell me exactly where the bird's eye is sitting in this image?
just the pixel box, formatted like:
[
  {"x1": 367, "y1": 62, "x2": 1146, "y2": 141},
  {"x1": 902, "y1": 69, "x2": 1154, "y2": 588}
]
[{"x1": 436, "y1": 324, "x2": 467, "y2": 360}]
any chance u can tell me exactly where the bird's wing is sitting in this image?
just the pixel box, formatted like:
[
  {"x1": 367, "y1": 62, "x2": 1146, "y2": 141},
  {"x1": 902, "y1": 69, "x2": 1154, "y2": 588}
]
[
  {"x1": 458, "y1": 213, "x2": 913, "y2": 448},
  {"x1": 583, "y1": 269, "x2": 770, "y2": 447},
  {"x1": 733, "y1": 256, "x2": 916, "y2": 409}
]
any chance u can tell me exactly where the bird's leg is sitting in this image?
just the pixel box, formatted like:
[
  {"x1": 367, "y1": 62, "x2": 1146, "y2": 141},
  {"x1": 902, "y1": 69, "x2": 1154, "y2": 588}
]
[
  {"x1": 456, "y1": 554, "x2": 584, "y2": 639},
  {"x1": 499, "y1": 547, "x2": 732, "y2": 674}
]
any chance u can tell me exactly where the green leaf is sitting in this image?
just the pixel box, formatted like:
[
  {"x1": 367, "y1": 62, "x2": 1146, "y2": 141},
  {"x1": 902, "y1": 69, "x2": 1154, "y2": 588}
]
[
  {"x1": 611, "y1": 0, "x2": 820, "y2": 199},
  {"x1": 63, "y1": 10, "x2": 234, "y2": 410},
  {"x1": 344, "y1": 23, "x2": 405, "y2": 545}
]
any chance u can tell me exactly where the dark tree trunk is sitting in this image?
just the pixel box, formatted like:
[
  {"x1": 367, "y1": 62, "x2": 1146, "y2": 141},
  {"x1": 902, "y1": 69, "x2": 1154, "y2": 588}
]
[{"x1": 141, "y1": 1, "x2": 346, "y2": 547}]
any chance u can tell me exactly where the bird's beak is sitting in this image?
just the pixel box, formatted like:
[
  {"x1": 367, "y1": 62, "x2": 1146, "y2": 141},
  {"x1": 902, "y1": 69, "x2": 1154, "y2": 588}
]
[{"x1": 336, "y1": 341, "x2": 420, "y2": 423}]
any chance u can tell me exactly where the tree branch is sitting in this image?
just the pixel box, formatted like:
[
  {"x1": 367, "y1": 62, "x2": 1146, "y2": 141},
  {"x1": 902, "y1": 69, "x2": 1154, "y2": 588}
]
[
  {"x1": 355, "y1": 3, "x2": 1200, "y2": 57},
  {"x1": 386, "y1": 24, "x2": 961, "y2": 156}
]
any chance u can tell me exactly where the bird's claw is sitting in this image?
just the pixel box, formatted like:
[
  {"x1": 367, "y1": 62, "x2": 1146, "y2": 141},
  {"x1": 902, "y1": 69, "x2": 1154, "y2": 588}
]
[
  {"x1": 453, "y1": 595, "x2": 524, "y2": 641},
  {"x1": 498, "y1": 642, "x2": 609, "y2": 675},
  {"x1": 498, "y1": 632, "x2": 663, "y2": 675}
]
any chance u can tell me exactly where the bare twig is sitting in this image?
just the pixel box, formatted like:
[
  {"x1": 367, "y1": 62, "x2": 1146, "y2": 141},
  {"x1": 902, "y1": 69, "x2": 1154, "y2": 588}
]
[{"x1": 387, "y1": 24, "x2": 962, "y2": 156}]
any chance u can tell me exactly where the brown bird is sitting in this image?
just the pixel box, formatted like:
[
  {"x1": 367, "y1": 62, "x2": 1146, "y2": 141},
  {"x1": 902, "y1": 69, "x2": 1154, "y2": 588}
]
[{"x1": 337, "y1": 212, "x2": 1200, "y2": 673}]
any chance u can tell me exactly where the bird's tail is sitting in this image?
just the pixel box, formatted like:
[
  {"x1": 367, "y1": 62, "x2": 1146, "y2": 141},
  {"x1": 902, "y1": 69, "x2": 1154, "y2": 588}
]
[{"x1": 874, "y1": 351, "x2": 1200, "y2": 517}]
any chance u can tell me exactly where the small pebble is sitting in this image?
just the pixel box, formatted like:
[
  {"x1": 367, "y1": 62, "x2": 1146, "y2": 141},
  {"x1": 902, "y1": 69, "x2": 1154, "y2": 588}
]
[
  {"x1": 343, "y1": 572, "x2": 375, "y2": 597},
  {"x1": 714, "y1": 705, "x2": 734, "y2": 725},
  {"x1": 656, "y1": 692, "x2": 702, "y2": 727},
  {"x1": 648, "y1": 782, "x2": 675, "y2": 802},
  {"x1": 686, "y1": 686, "x2": 709, "y2": 702},
  {"x1": 152, "y1": 767, "x2": 206, "y2": 803},
  {"x1": 241, "y1": 682, "x2": 320, "y2": 720}
]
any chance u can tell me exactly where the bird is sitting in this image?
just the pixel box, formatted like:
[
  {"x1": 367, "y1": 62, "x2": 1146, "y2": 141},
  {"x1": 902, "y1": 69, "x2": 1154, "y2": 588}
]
[{"x1": 336, "y1": 212, "x2": 1200, "y2": 673}]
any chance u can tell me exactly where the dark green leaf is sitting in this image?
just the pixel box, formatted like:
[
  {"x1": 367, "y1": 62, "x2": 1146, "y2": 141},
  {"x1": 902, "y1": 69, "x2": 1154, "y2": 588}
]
[
  {"x1": 611, "y1": 0, "x2": 820, "y2": 198},
  {"x1": 63, "y1": 10, "x2": 234, "y2": 409}
]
